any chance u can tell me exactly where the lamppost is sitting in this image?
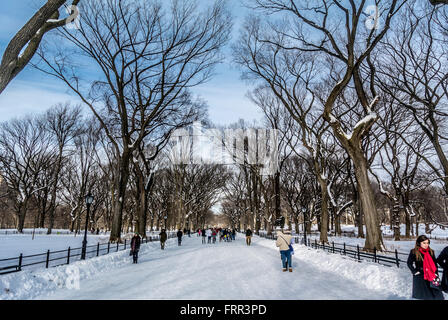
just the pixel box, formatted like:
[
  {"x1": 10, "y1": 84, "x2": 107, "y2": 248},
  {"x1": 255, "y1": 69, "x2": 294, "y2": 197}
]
[
  {"x1": 81, "y1": 193, "x2": 94, "y2": 260},
  {"x1": 302, "y1": 207, "x2": 307, "y2": 246}
]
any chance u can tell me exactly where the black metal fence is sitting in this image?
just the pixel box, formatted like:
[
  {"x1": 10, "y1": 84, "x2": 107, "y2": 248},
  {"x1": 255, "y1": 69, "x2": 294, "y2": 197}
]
[
  {"x1": 0, "y1": 232, "x2": 178, "y2": 276},
  {"x1": 258, "y1": 229, "x2": 448, "y2": 241},
  {"x1": 258, "y1": 232, "x2": 444, "y2": 273},
  {"x1": 0, "y1": 230, "x2": 74, "y2": 235}
]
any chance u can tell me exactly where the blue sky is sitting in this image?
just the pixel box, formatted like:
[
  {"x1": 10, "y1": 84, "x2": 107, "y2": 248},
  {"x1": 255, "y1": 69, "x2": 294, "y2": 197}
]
[{"x1": 0, "y1": 0, "x2": 264, "y2": 125}]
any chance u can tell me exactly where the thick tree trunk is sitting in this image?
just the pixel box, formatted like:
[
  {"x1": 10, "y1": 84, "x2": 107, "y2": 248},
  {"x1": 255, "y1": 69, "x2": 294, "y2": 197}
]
[
  {"x1": 109, "y1": 155, "x2": 130, "y2": 243},
  {"x1": 335, "y1": 213, "x2": 342, "y2": 236},
  {"x1": 70, "y1": 219, "x2": 76, "y2": 232},
  {"x1": 392, "y1": 199, "x2": 401, "y2": 241},
  {"x1": 135, "y1": 177, "x2": 147, "y2": 238},
  {"x1": 39, "y1": 196, "x2": 48, "y2": 228},
  {"x1": 274, "y1": 171, "x2": 281, "y2": 221},
  {"x1": 16, "y1": 201, "x2": 28, "y2": 233},
  {"x1": 353, "y1": 153, "x2": 384, "y2": 251},
  {"x1": 317, "y1": 178, "x2": 329, "y2": 243},
  {"x1": 405, "y1": 209, "x2": 411, "y2": 238}
]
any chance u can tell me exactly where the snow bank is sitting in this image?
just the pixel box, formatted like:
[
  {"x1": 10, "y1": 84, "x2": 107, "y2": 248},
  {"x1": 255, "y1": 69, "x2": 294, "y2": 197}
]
[
  {"x1": 256, "y1": 237, "x2": 412, "y2": 299},
  {"x1": 0, "y1": 237, "x2": 177, "y2": 300}
]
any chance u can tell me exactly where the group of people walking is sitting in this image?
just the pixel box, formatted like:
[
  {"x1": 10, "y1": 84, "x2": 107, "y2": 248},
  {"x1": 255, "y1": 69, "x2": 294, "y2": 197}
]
[
  {"x1": 130, "y1": 227, "x2": 448, "y2": 300},
  {"x1": 196, "y1": 227, "x2": 237, "y2": 244}
]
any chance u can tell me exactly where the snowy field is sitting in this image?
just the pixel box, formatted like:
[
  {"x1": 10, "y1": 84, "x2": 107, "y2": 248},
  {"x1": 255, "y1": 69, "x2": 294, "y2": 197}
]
[
  {"x1": 1, "y1": 234, "x2": 447, "y2": 300},
  {"x1": 0, "y1": 229, "x2": 175, "y2": 259}
]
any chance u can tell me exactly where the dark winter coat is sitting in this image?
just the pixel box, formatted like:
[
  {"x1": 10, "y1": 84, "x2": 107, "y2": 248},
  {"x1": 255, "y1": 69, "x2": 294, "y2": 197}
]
[
  {"x1": 131, "y1": 236, "x2": 141, "y2": 252},
  {"x1": 246, "y1": 229, "x2": 252, "y2": 237},
  {"x1": 201, "y1": 229, "x2": 206, "y2": 237},
  {"x1": 437, "y1": 246, "x2": 448, "y2": 293},
  {"x1": 177, "y1": 230, "x2": 183, "y2": 238},
  {"x1": 407, "y1": 249, "x2": 444, "y2": 300},
  {"x1": 159, "y1": 231, "x2": 167, "y2": 242}
]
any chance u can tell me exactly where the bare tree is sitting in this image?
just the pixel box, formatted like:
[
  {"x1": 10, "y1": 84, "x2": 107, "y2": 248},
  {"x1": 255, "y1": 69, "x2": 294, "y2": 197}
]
[
  {"x1": 377, "y1": 1, "x2": 448, "y2": 197},
  {"x1": 43, "y1": 103, "x2": 82, "y2": 234},
  {"x1": 0, "y1": 116, "x2": 56, "y2": 232},
  {"x1": 37, "y1": 0, "x2": 232, "y2": 242},
  {"x1": 235, "y1": 0, "x2": 404, "y2": 251}
]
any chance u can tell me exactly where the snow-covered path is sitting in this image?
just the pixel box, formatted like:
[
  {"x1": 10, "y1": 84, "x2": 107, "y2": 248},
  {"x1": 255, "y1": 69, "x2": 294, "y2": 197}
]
[{"x1": 39, "y1": 235, "x2": 407, "y2": 300}]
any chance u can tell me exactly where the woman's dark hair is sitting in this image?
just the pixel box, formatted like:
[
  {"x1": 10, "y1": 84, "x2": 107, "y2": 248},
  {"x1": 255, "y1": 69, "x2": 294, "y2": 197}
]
[{"x1": 414, "y1": 235, "x2": 434, "y2": 261}]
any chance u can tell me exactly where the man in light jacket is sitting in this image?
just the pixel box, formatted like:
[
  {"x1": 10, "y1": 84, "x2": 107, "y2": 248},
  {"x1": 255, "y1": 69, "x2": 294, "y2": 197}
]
[
  {"x1": 275, "y1": 228, "x2": 293, "y2": 272},
  {"x1": 206, "y1": 228, "x2": 212, "y2": 244}
]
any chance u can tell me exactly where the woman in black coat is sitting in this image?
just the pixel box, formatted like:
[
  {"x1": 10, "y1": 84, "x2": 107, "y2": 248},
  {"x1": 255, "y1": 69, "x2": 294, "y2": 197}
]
[
  {"x1": 130, "y1": 233, "x2": 141, "y2": 264},
  {"x1": 437, "y1": 246, "x2": 448, "y2": 293},
  {"x1": 407, "y1": 235, "x2": 444, "y2": 300},
  {"x1": 177, "y1": 229, "x2": 183, "y2": 246}
]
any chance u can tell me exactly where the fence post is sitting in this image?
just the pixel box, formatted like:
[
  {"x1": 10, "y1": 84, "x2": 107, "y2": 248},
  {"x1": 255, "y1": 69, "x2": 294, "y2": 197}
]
[
  {"x1": 374, "y1": 247, "x2": 377, "y2": 263},
  {"x1": 314, "y1": 239, "x2": 317, "y2": 249},
  {"x1": 332, "y1": 241, "x2": 335, "y2": 253},
  {"x1": 116, "y1": 242, "x2": 119, "y2": 252},
  {"x1": 67, "y1": 247, "x2": 71, "y2": 265},
  {"x1": 343, "y1": 243, "x2": 346, "y2": 255},
  {"x1": 124, "y1": 239, "x2": 127, "y2": 250},
  {"x1": 46, "y1": 250, "x2": 50, "y2": 268},
  {"x1": 97, "y1": 243, "x2": 100, "y2": 256},
  {"x1": 357, "y1": 245, "x2": 360, "y2": 262},
  {"x1": 18, "y1": 253, "x2": 23, "y2": 271},
  {"x1": 395, "y1": 249, "x2": 400, "y2": 268},
  {"x1": 107, "y1": 242, "x2": 110, "y2": 254}
]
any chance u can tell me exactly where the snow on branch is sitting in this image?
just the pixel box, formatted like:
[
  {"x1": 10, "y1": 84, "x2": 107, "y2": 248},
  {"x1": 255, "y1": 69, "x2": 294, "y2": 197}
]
[
  {"x1": 378, "y1": 180, "x2": 395, "y2": 201},
  {"x1": 327, "y1": 179, "x2": 337, "y2": 207},
  {"x1": 344, "y1": 96, "x2": 380, "y2": 141}
]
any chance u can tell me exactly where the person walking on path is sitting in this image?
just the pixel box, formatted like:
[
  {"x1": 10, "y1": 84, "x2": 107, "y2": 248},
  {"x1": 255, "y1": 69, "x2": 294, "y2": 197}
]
[
  {"x1": 206, "y1": 228, "x2": 212, "y2": 243},
  {"x1": 187, "y1": 229, "x2": 191, "y2": 237},
  {"x1": 407, "y1": 235, "x2": 444, "y2": 300},
  {"x1": 245, "y1": 228, "x2": 253, "y2": 246},
  {"x1": 130, "y1": 232, "x2": 141, "y2": 264},
  {"x1": 232, "y1": 229, "x2": 236, "y2": 240},
  {"x1": 437, "y1": 245, "x2": 448, "y2": 293},
  {"x1": 201, "y1": 228, "x2": 206, "y2": 244},
  {"x1": 159, "y1": 229, "x2": 167, "y2": 250},
  {"x1": 212, "y1": 229, "x2": 217, "y2": 244},
  {"x1": 198, "y1": 228, "x2": 201, "y2": 237},
  {"x1": 177, "y1": 229, "x2": 183, "y2": 246},
  {"x1": 275, "y1": 228, "x2": 293, "y2": 272}
]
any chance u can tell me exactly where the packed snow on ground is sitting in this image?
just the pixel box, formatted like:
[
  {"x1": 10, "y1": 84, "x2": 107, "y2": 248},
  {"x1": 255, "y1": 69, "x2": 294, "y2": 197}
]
[{"x1": 1, "y1": 234, "x2": 446, "y2": 300}]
